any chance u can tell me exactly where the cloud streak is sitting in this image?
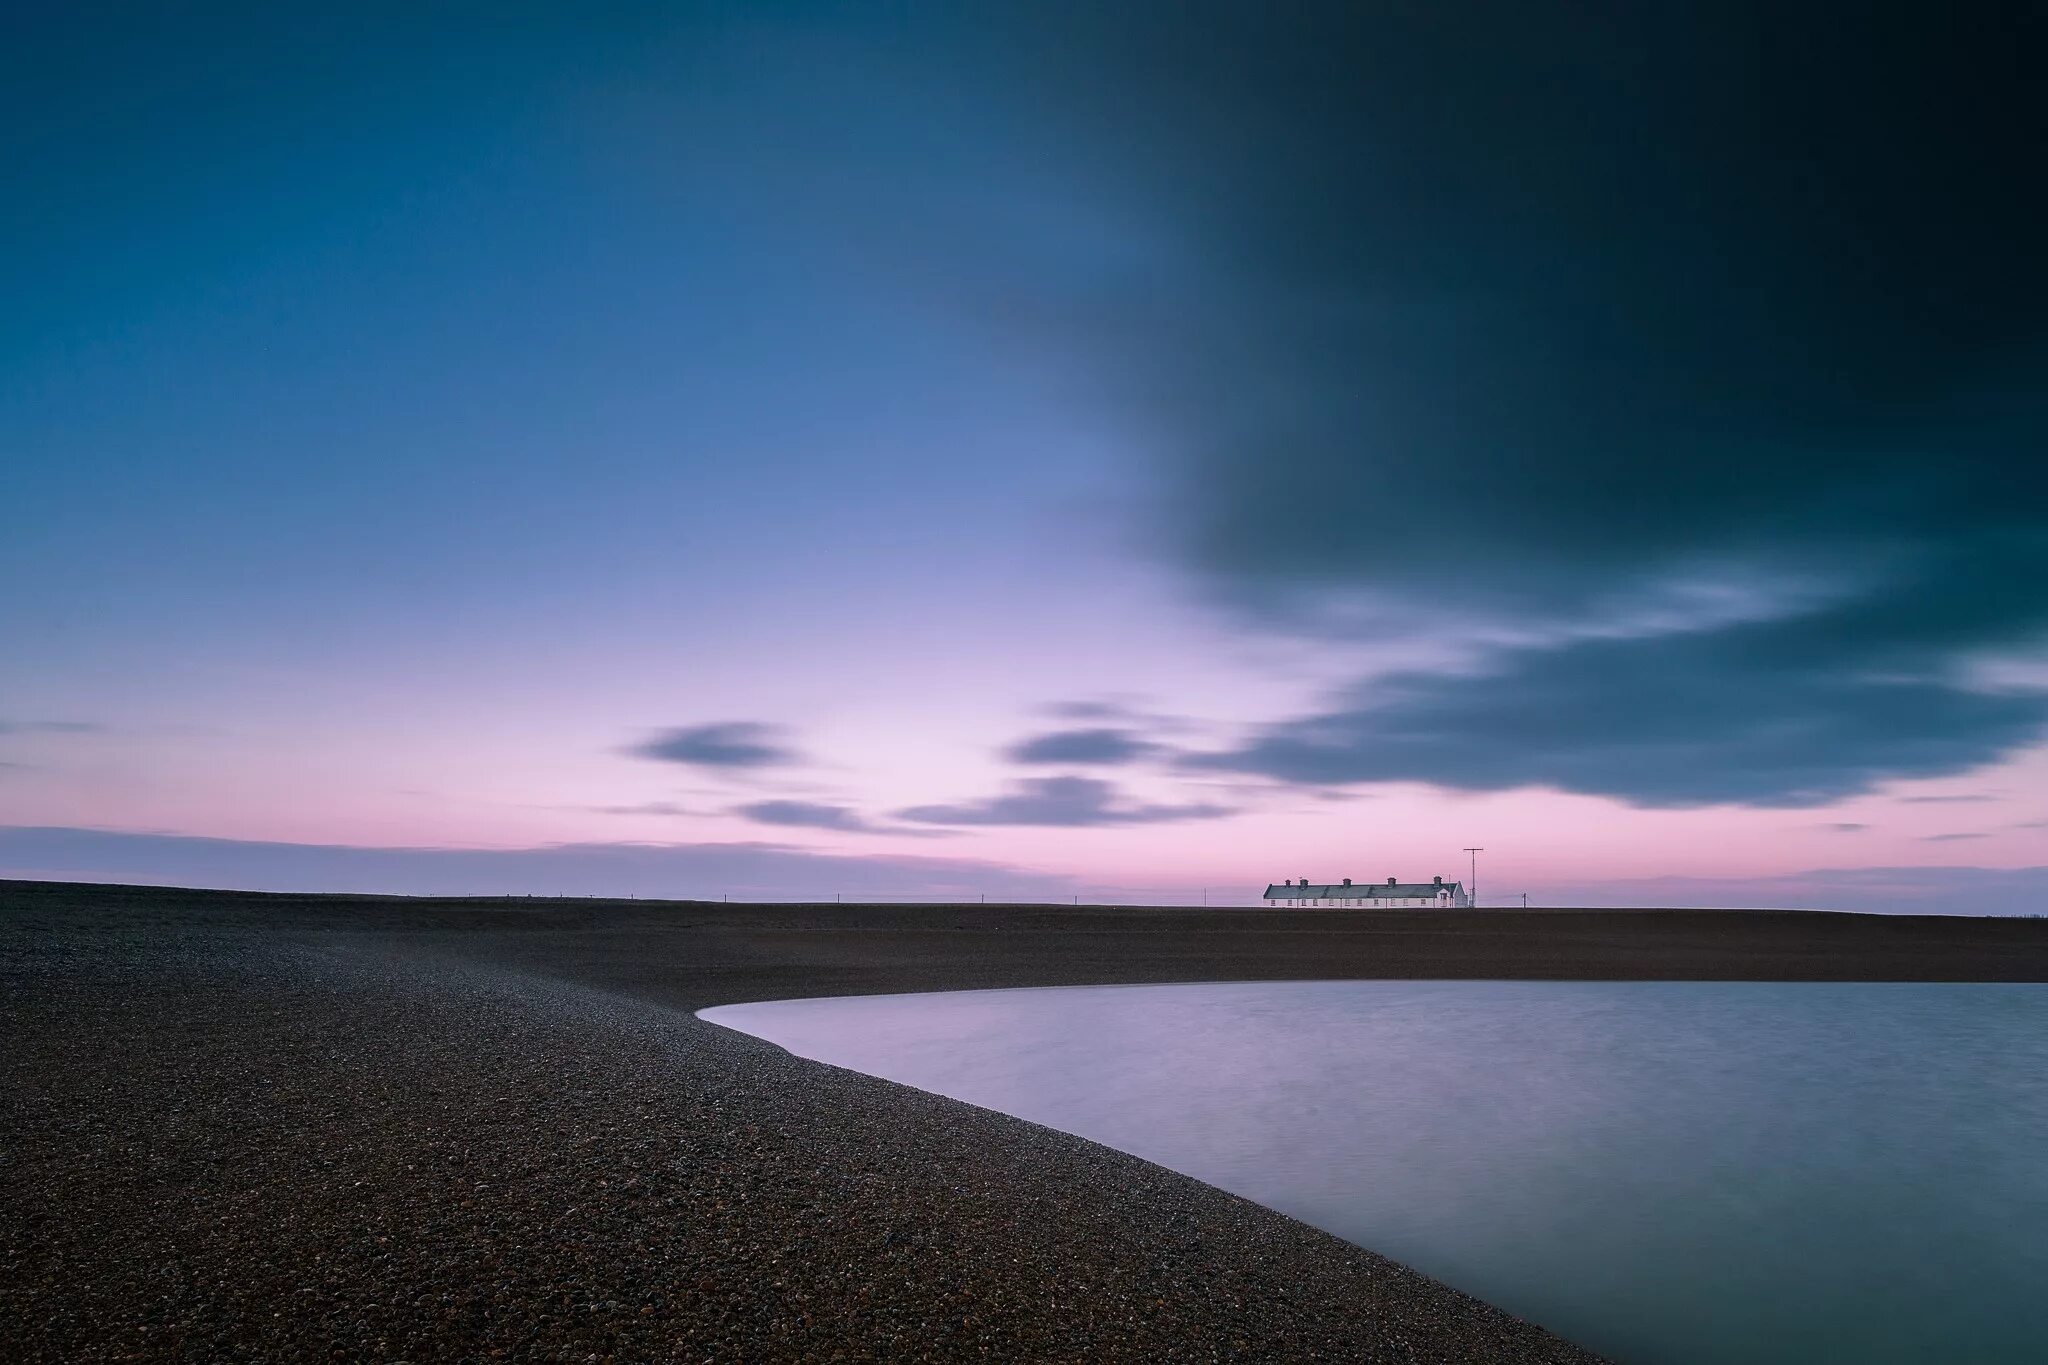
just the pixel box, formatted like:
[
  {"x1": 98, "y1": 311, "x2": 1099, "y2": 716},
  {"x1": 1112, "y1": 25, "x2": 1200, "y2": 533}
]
[
  {"x1": 587, "y1": 801, "x2": 694, "y2": 817},
  {"x1": 732, "y1": 800, "x2": 879, "y2": 833},
  {"x1": 629, "y1": 723, "x2": 800, "y2": 771},
  {"x1": 1006, "y1": 728, "x2": 1160, "y2": 766},
  {"x1": 0, "y1": 826, "x2": 1078, "y2": 901},
  {"x1": 896, "y1": 776, "x2": 1231, "y2": 827}
]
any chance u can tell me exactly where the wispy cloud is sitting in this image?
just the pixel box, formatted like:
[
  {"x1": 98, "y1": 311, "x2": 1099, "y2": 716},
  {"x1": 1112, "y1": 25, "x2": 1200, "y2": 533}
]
[
  {"x1": 1816, "y1": 822, "x2": 1870, "y2": 833},
  {"x1": 1041, "y1": 698, "x2": 1209, "y2": 737},
  {"x1": 1898, "y1": 794, "x2": 1998, "y2": 805},
  {"x1": 1922, "y1": 832, "x2": 1990, "y2": 842},
  {"x1": 0, "y1": 825, "x2": 1077, "y2": 901},
  {"x1": 1006, "y1": 728, "x2": 1161, "y2": 766},
  {"x1": 628, "y1": 722, "x2": 800, "y2": 771},
  {"x1": 587, "y1": 801, "x2": 694, "y2": 817},
  {"x1": 1044, "y1": 698, "x2": 1150, "y2": 723},
  {"x1": 897, "y1": 776, "x2": 1232, "y2": 828},
  {"x1": 732, "y1": 800, "x2": 880, "y2": 833}
]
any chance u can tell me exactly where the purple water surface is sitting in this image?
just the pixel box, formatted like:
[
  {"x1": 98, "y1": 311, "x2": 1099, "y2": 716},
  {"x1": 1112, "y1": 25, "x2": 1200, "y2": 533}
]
[{"x1": 703, "y1": 981, "x2": 2048, "y2": 1365}]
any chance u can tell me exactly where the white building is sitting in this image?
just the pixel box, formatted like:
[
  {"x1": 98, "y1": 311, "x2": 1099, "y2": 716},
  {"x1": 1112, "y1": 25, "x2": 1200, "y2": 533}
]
[{"x1": 1263, "y1": 876, "x2": 1470, "y2": 908}]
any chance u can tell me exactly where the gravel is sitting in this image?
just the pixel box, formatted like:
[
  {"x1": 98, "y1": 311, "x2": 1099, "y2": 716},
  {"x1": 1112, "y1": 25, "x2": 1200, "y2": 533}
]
[{"x1": 0, "y1": 883, "x2": 1635, "y2": 1362}]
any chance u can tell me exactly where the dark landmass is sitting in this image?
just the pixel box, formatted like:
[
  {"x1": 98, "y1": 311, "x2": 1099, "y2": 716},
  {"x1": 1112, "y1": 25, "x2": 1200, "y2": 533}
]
[{"x1": 8, "y1": 880, "x2": 2046, "y2": 1362}]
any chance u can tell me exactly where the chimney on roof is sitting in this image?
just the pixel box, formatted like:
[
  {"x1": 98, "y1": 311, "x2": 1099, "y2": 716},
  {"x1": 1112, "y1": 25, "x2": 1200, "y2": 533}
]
[
  {"x1": 1434, "y1": 875, "x2": 1443, "y2": 886},
  {"x1": 1342, "y1": 877, "x2": 1351, "y2": 886},
  {"x1": 1388, "y1": 876, "x2": 1397, "y2": 885},
  {"x1": 1300, "y1": 878, "x2": 1309, "y2": 887}
]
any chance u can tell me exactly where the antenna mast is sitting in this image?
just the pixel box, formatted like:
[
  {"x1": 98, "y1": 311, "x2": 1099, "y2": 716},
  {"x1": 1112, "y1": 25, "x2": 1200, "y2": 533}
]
[{"x1": 1462, "y1": 847, "x2": 1484, "y2": 907}]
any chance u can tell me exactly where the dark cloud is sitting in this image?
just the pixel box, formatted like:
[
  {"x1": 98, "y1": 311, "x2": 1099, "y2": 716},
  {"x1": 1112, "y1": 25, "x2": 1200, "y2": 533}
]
[
  {"x1": 733, "y1": 800, "x2": 878, "y2": 833},
  {"x1": 0, "y1": 720, "x2": 101, "y2": 735},
  {"x1": 629, "y1": 723, "x2": 798, "y2": 770},
  {"x1": 1898, "y1": 795, "x2": 1998, "y2": 805},
  {"x1": 1006, "y1": 728, "x2": 1159, "y2": 766},
  {"x1": 1817, "y1": 823, "x2": 1869, "y2": 834},
  {"x1": 1188, "y1": 625, "x2": 2048, "y2": 808},
  {"x1": 1923, "y1": 832, "x2": 1990, "y2": 843},
  {"x1": 0, "y1": 825, "x2": 1078, "y2": 901},
  {"x1": 896, "y1": 776, "x2": 1231, "y2": 827},
  {"x1": 970, "y1": 6, "x2": 2048, "y2": 806}
]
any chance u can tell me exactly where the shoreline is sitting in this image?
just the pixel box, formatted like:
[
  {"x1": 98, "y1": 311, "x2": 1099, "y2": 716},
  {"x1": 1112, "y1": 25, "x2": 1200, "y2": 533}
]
[{"x1": 9, "y1": 881, "x2": 2048, "y2": 1361}]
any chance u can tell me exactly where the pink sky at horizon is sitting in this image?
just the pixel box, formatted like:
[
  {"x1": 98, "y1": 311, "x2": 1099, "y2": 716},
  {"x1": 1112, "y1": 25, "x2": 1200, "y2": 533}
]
[{"x1": 5, "y1": 693, "x2": 2041, "y2": 903}]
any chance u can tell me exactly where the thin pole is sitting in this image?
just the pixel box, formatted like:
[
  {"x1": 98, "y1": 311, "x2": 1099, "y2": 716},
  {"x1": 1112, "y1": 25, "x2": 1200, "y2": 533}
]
[{"x1": 1463, "y1": 848, "x2": 1484, "y2": 907}]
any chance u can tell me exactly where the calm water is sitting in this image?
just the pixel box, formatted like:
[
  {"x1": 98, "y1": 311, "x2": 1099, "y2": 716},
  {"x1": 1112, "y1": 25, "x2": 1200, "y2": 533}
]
[{"x1": 702, "y1": 981, "x2": 2048, "y2": 1364}]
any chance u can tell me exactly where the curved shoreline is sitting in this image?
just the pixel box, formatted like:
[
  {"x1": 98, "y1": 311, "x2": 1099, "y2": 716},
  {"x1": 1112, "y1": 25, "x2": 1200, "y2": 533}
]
[{"x1": 8, "y1": 881, "x2": 2046, "y2": 1360}]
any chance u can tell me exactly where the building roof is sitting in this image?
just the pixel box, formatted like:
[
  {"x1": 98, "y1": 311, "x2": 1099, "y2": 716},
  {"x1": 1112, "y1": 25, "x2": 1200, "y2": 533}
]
[{"x1": 1263, "y1": 880, "x2": 1465, "y2": 899}]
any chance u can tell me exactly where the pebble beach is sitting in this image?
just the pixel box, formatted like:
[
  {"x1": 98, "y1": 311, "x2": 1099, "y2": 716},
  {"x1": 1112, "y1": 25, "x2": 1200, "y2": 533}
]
[{"x1": 9, "y1": 881, "x2": 2046, "y2": 1362}]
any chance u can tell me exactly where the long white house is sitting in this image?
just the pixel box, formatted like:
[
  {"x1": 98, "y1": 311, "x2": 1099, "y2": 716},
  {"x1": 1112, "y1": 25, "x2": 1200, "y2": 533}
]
[{"x1": 1263, "y1": 876, "x2": 1470, "y2": 908}]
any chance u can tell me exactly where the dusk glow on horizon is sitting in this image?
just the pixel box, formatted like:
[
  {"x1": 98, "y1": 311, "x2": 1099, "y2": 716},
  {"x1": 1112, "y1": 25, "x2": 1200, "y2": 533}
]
[{"x1": 5, "y1": 6, "x2": 2044, "y2": 912}]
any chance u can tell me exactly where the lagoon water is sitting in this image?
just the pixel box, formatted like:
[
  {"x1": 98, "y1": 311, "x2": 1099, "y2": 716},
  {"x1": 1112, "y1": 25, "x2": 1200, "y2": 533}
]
[{"x1": 703, "y1": 981, "x2": 2048, "y2": 1364}]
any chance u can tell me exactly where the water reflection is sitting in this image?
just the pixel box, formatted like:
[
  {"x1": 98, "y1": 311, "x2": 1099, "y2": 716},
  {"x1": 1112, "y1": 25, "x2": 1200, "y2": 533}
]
[{"x1": 704, "y1": 981, "x2": 2048, "y2": 1364}]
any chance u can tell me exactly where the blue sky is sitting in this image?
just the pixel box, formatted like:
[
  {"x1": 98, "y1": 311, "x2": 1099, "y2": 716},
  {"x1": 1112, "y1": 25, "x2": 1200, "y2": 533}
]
[{"x1": 4, "y1": 5, "x2": 2044, "y2": 909}]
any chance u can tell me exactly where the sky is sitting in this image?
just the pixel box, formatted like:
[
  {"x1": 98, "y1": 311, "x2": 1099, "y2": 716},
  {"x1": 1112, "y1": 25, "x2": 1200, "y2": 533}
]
[{"x1": 3, "y1": 4, "x2": 2044, "y2": 911}]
